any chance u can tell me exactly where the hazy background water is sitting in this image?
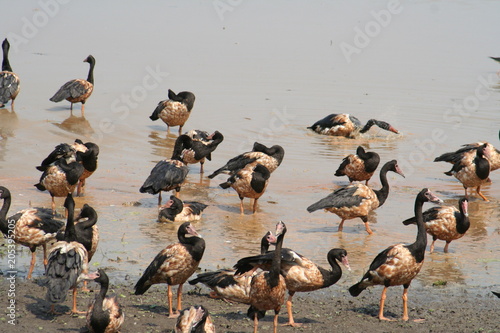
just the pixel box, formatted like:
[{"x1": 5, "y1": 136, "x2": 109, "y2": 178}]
[{"x1": 1, "y1": 0, "x2": 500, "y2": 292}]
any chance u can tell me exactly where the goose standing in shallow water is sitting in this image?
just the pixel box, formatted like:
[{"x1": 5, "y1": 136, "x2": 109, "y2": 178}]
[
  {"x1": 307, "y1": 160, "x2": 404, "y2": 235},
  {"x1": 219, "y1": 163, "x2": 271, "y2": 214},
  {"x1": 0, "y1": 39, "x2": 20, "y2": 111},
  {"x1": 134, "y1": 222, "x2": 205, "y2": 318},
  {"x1": 403, "y1": 198, "x2": 469, "y2": 253},
  {"x1": 50, "y1": 55, "x2": 95, "y2": 116},
  {"x1": 181, "y1": 130, "x2": 224, "y2": 173},
  {"x1": 149, "y1": 89, "x2": 196, "y2": 135},
  {"x1": 335, "y1": 146, "x2": 380, "y2": 185},
  {"x1": 45, "y1": 194, "x2": 90, "y2": 314},
  {"x1": 158, "y1": 195, "x2": 208, "y2": 222},
  {"x1": 0, "y1": 186, "x2": 64, "y2": 279},
  {"x1": 85, "y1": 269, "x2": 124, "y2": 333},
  {"x1": 140, "y1": 135, "x2": 191, "y2": 206},
  {"x1": 308, "y1": 113, "x2": 399, "y2": 138},
  {"x1": 208, "y1": 142, "x2": 284, "y2": 179},
  {"x1": 349, "y1": 188, "x2": 443, "y2": 321},
  {"x1": 442, "y1": 143, "x2": 491, "y2": 201},
  {"x1": 35, "y1": 143, "x2": 84, "y2": 214}
]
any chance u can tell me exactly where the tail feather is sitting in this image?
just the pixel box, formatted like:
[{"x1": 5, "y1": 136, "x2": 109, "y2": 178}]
[
  {"x1": 149, "y1": 102, "x2": 164, "y2": 121},
  {"x1": 219, "y1": 181, "x2": 232, "y2": 189},
  {"x1": 247, "y1": 305, "x2": 266, "y2": 320},
  {"x1": 348, "y1": 282, "x2": 366, "y2": 297},
  {"x1": 134, "y1": 276, "x2": 152, "y2": 295},
  {"x1": 307, "y1": 199, "x2": 329, "y2": 213},
  {"x1": 208, "y1": 166, "x2": 226, "y2": 179},
  {"x1": 402, "y1": 216, "x2": 417, "y2": 225},
  {"x1": 45, "y1": 278, "x2": 72, "y2": 303},
  {"x1": 49, "y1": 88, "x2": 70, "y2": 102}
]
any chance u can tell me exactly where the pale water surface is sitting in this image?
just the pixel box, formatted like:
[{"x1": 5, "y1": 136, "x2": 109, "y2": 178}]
[{"x1": 1, "y1": 1, "x2": 500, "y2": 293}]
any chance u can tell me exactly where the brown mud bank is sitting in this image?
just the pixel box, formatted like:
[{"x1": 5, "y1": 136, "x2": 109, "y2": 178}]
[{"x1": 0, "y1": 277, "x2": 498, "y2": 333}]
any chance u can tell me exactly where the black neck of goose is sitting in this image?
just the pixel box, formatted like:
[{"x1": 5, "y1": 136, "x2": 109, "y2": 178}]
[
  {"x1": 320, "y1": 251, "x2": 342, "y2": 287},
  {"x1": 179, "y1": 233, "x2": 205, "y2": 262},
  {"x1": 456, "y1": 202, "x2": 470, "y2": 234},
  {"x1": 0, "y1": 194, "x2": 12, "y2": 234},
  {"x1": 260, "y1": 235, "x2": 270, "y2": 254},
  {"x1": 374, "y1": 164, "x2": 392, "y2": 206},
  {"x1": 78, "y1": 208, "x2": 98, "y2": 229},
  {"x1": 172, "y1": 136, "x2": 190, "y2": 161},
  {"x1": 87, "y1": 60, "x2": 95, "y2": 85},
  {"x1": 474, "y1": 153, "x2": 490, "y2": 180},
  {"x1": 64, "y1": 202, "x2": 77, "y2": 242},
  {"x1": 2, "y1": 44, "x2": 12, "y2": 72},
  {"x1": 269, "y1": 232, "x2": 284, "y2": 288},
  {"x1": 408, "y1": 195, "x2": 427, "y2": 263}
]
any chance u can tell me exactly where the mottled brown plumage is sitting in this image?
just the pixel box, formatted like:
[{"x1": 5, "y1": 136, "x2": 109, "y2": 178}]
[
  {"x1": 50, "y1": 55, "x2": 95, "y2": 116},
  {"x1": 403, "y1": 198, "x2": 469, "y2": 253},
  {"x1": 435, "y1": 142, "x2": 500, "y2": 172},
  {"x1": 149, "y1": 90, "x2": 196, "y2": 135},
  {"x1": 335, "y1": 146, "x2": 380, "y2": 185},
  {"x1": 246, "y1": 221, "x2": 287, "y2": 333},
  {"x1": 72, "y1": 139, "x2": 99, "y2": 196},
  {"x1": 0, "y1": 186, "x2": 64, "y2": 279},
  {"x1": 176, "y1": 305, "x2": 215, "y2": 333},
  {"x1": 349, "y1": 189, "x2": 443, "y2": 321},
  {"x1": 188, "y1": 232, "x2": 274, "y2": 304},
  {"x1": 219, "y1": 163, "x2": 271, "y2": 214},
  {"x1": 85, "y1": 269, "x2": 124, "y2": 333},
  {"x1": 134, "y1": 222, "x2": 205, "y2": 318},
  {"x1": 181, "y1": 130, "x2": 224, "y2": 173},
  {"x1": 442, "y1": 144, "x2": 491, "y2": 201}
]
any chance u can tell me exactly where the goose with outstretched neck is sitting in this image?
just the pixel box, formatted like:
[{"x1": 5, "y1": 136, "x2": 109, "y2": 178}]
[
  {"x1": 307, "y1": 160, "x2": 405, "y2": 235},
  {"x1": 308, "y1": 113, "x2": 399, "y2": 138},
  {"x1": 349, "y1": 188, "x2": 443, "y2": 321}
]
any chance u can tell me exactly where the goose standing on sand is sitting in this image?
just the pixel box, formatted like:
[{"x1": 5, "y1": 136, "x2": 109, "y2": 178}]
[
  {"x1": 208, "y1": 142, "x2": 284, "y2": 179},
  {"x1": 35, "y1": 143, "x2": 84, "y2": 214},
  {"x1": 234, "y1": 246, "x2": 350, "y2": 327},
  {"x1": 149, "y1": 89, "x2": 196, "y2": 135},
  {"x1": 134, "y1": 222, "x2": 205, "y2": 318},
  {"x1": 85, "y1": 269, "x2": 124, "y2": 333},
  {"x1": 441, "y1": 143, "x2": 491, "y2": 201},
  {"x1": 307, "y1": 160, "x2": 405, "y2": 235},
  {"x1": 349, "y1": 188, "x2": 443, "y2": 321},
  {"x1": 335, "y1": 146, "x2": 380, "y2": 185},
  {"x1": 50, "y1": 55, "x2": 95, "y2": 116},
  {"x1": 308, "y1": 113, "x2": 399, "y2": 138},
  {"x1": 56, "y1": 203, "x2": 99, "y2": 291},
  {"x1": 0, "y1": 39, "x2": 20, "y2": 111},
  {"x1": 158, "y1": 195, "x2": 208, "y2": 223},
  {"x1": 181, "y1": 130, "x2": 224, "y2": 173},
  {"x1": 403, "y1": 198, "x2": 469, "y2": 253},
  {"x1": 219, "y1": 163, "x2": 271, "y2": 214},
  {"x1": 0, "y1": 186, "x2": 64, "y2": 279},
  {"x1": 188, "y1": 231, "x2": 275, "y2": 303},
  {"x1": 175, "y1": 305, "x2": 215, "y2": 333},
  {"x1": 140, "y1": 135, "x2": 191, "y2": 206},
  {"x1": 45, "y1": 194, "x2": 90, "y2": 314},
  {"x1": 244, "y1": 221, "x2": 287, "y2": 333}
]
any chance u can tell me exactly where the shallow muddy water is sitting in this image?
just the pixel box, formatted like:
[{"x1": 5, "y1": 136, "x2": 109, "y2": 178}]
[{"x1": 1, "y1": 1, "x2": 500, "y2": 293}]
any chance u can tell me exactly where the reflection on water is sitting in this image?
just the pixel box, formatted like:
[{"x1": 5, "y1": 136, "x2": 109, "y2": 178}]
[
  {"x1": 53, "y1": 114, "x2": 94, "y2": 136},
  {"x1": 0, "y1": 1, "x2": 499, "y2": 290}
]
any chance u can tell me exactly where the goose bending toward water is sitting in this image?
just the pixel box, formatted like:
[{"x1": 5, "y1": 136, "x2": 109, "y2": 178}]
[{"x1": 308, "y1": 113, "x2": 399, "y2": 138}]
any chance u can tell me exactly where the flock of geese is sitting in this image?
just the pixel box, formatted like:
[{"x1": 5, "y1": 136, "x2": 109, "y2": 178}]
[{"x1": 1, "y1": 36, "x2": 500, "y2": 333}]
